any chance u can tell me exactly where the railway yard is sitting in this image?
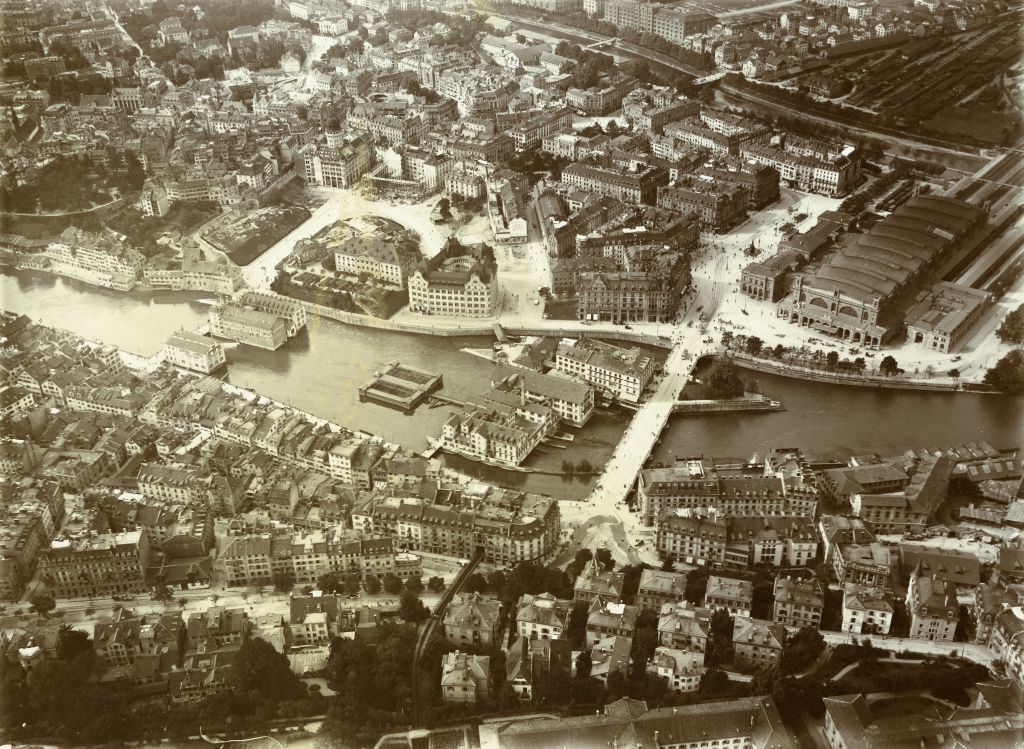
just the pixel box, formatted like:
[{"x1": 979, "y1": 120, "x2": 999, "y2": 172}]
[{"x1": 799, "y1": 19, "x2": 1021, "y2": 144}]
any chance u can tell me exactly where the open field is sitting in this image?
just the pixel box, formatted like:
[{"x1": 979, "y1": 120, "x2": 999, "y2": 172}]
[{"x1": 202, "y1": 204, "x2": 311, "y2": 266}]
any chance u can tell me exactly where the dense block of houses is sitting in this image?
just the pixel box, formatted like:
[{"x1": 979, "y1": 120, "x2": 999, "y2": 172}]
[{"x1": 574, "y1": 559, "x2": 625, "y2": 604}]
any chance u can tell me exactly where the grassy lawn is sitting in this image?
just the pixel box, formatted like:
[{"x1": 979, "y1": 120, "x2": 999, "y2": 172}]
[{"x1": 870, "y1": 695, "x2": 952, "y2": 720}]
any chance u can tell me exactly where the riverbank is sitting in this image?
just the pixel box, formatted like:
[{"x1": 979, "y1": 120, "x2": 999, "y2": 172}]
[{"x1": 708, "y1": 351, "x2": 1003, "y2": 394}]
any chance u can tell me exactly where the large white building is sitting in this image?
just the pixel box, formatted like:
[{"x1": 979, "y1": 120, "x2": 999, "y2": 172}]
[
  {"x1": 553, "y1": 337, "x2": 655, "y2": 404},
  {"x1": 299, "y1": 135, "x2": 376, "y2": 188},
  {"x1": 163, "y1": 331, "x2": 226, "y2": 374},
  {"x1": 408, "y1": 240, "x2": 500, "y2": 318}
]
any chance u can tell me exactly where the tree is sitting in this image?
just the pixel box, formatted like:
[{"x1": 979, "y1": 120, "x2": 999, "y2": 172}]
[
  {"x1": 704, "y1": 358, "x2": 745, "y2": 398},
  {"x1": 575, "y1": 648, "x2": 592, "y2": 679},
  {"x1": 685, "y1": 565, "x2": 710, "y2": 604},
  {"x1": 630, "y1": 620, "x2": 659, "y2": 669},
  {"x1": 984, "y1": 350, "x2": 1024, "y2": 395},
  {"x1": 879, "y1": 355, "x2": 899, "y2": 376},
  {"x1": 272, "y1": 570, "x2": 295, "y2": 594},
  {"x1": 235, "y1": 636, "x2": 307, "y2": 702},
  {"x1": 948, "y1": 368, "x2": 961, "y2": 380},
  {"x1": 405, "y1": 575, "x2": 424, "y2": 594},
  {"x1": 751, "y1": 666, "x2": 779, "y2": 695},
  {"x1": 996, "y1": 304, "x2": 1024, "y2": 344},
  {"x1": 56, "y1": 625, "x2": 92, "y2": 661},
  {"x1": 826, "y1": 350, "x2": 840, "y2": 371},
  {"x1": 464, "y1": 572, "x2": 488, "y2": 594},
  {"x1": 487, "y1": 570, "x2": 507, "y2": 593},
  {"x1": 567, "y1": 548, "x2": 593, "y2": 581},
  {"x1": 595, "y1": 548, "x2": 614, "y2": 571},
  {"x1": 398, "y1": 591, "x2": 429, "y2": 623},
  {"x1": 853, "y1": 357, "x2": 866, "y2": 373},
  {"x1": 706, "y1": 609, "x2": 735, "y2": 667},
  {"x1": 152, "y1": 582, "x2": 173, "y2": 601},
  {"x1": 699, "y1": 667, "x2": 728, "y2": 696},
  {"x1": 344, "y1": 572, "x2": 362, "y2": 597},
  {"x1": 489, "y1": 649, "x2": 507, "y2": 694},
  {"x1": 317, "y1": 573, "x2": 340, "y2": 593},
  {"x1": 746, "y1": 336, "x2": 763, "y2": 355},
  {"x1": 365, "y1": 575, "x2": 382, "y2": 595},
  {"x1": 383, "y1": 573, "x2": 404, "y2": 595},
  {"x1": 566, "y1": 602, "x2": 589, "y2": 649},
  {"x1": 660, "y1": 557, "x2": 675, "y2": 572},
  {"x1": 29, "y1": 593, "x2": 55, "y2": 617},
  {"x1": 606, "y1": 668, "x2": 627, "y2": 699},
  {"x1": 427, "y1": 576, "x2": 446, "y2": 593},
  {"x1": 780, "y1": 626, "x2": 825, "y2": 674},
  {"x1": 773, "y1": 343, "x2": 786, "y2": 359}
]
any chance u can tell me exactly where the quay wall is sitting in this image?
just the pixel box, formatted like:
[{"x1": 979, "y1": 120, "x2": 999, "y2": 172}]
[{"x1": 300, "y1": 299, "x2": 674, "y2": 348}]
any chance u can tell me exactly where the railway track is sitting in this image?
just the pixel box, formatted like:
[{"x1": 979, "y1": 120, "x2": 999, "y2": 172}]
[{"x1": 409, "y1": 549, "x2": 485, "y2": 727}]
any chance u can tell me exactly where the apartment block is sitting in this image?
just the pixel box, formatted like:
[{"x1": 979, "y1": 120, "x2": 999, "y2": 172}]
[
  {"x1": 841, "y1": 584, "x2": 893, "y2": 635},
  {"x1": 553, "y1": 337, "x2": 655, "y2": 405},
  {"x1": 41, "y1": 530, "x2": 151, "y2": 598},
  {"x1": 705, "y1": 575, "x2": 752, "y2": 617},
  {"x1": 635, "y1": 569, "x2": 688, "y2": 613},
  {"x1": 772, "y1": 576, "x2": 823, "y2": 628},
  {"x1": 656, "y1": 509, "x2": 727, "y2": 565}
]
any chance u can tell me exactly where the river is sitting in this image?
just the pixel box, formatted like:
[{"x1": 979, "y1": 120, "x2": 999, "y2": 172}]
[
  {"x1": 4, "y1": 270, "x2": 1021, "y2": 497},
  {"x1": 0, "y1": 270, "x2": 627, "y2": 498}
]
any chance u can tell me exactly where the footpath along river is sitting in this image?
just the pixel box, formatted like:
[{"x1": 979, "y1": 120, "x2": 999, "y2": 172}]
[{"x1": 4, "y1": 270, "x2": 1022, "y2": 500}]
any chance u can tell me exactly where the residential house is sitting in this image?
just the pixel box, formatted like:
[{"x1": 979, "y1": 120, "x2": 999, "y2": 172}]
[
  {"x1": 905, "y1": 573, "x2": 958, "y2": 642},
  {"x1": 585, "y1": 599, "x2": 639, "y2": 647},
  {"x1": 833, "y1": 543, "x2": 891, "y2": 589},
  {"x1": 773, "y1": 576, "x2": 823, "y2": 628},
  {"x1": 647, "y1": 645, "x2": 705, "y2": 693},
  {"x1": 505, "y1": 636, "x2": 571, "y2": 701},
  {"x1": 704, "y1": 575, "x2": 753, "y2": 617},
  {"x1": 587, "y1": 635, "x2": 632, "y2": 682},
  {"x1": 818, "y1": 515, "x2": 876, "y2": 563},
  {"x1": 656, "y1": 509, "x2": 727, "y2": 565},
  {"x1": 841, "y1": 584, "x2": 893, "y2": 635},
  {"x1": 574, "y1": 559, "x2": 625, "y2": 604},
  {"x1": 657, "y1": 602, "x2": 709, "y2": 652},
  {"x1": 444, "y1": 593, "x2": 502, "y2": 648},
  {"x1": 516, "y1": 592, "x2": 571, "y2": 641},
  {"x1": 990, "y1": 608, "x2": 1024, "y2": 692},
  {"x1": 635, "y1": 568, "x2": 688, "y2": 614},
  {"x1": 732, "y1": 616, "x2": 785, "y2": 670},
  {"x1": 441, "y1": 651, "x2": 490, "y2": 704}
]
